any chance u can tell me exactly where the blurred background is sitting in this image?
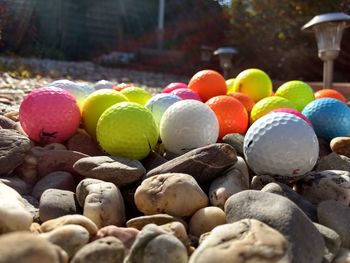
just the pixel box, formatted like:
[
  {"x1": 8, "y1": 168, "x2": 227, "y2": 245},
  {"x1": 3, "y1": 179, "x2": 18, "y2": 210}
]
[{"x1": 0, "y1": 0, "x2": 349, "y2": 82}]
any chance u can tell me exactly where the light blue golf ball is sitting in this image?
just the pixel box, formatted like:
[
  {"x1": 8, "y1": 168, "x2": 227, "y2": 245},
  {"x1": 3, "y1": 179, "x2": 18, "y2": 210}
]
[{"x1": 302, "y1": 98, "x2": 350, "y2": 141}]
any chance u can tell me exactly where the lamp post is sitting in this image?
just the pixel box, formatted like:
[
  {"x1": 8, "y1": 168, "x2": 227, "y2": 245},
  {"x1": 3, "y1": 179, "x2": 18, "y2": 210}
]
[
  {"x1": 213, "y1": 47, "x2": 237, "y2": 79},
  {"x1": 302, "y1": 12, "x2": 350, "y2": 89}
]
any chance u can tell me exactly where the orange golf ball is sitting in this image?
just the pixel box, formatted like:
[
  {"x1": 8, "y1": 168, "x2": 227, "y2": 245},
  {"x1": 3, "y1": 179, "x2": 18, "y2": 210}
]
[
  {"x1": 314, "y1": 89, "x2": 347, "y2": 103},
  {"x1": 206, "y1": 95, "x2": 248, "y2": 138},
  {"x1": 188, "y1": 70, "x2": 227, "y2": 102},
  {"x1": 228, "y1": 92, "x2": 255, "y2": 113}
]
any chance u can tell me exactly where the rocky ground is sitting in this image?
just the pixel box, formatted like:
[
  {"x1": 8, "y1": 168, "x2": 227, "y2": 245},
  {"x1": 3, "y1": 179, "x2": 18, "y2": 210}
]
[{"x1": 1, "y1": 57, "x2": 350, "y2": 263}]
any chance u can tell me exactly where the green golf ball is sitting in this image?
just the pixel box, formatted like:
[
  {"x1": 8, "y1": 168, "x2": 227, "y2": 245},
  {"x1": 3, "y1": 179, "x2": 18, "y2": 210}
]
[
  {"x1": 96, "y1": 102, "x2": 159, "y2": 160},
  {"x1": 120, "y1": 87, "x2": 152, "y2": 106},
  {"x1": 275, "y1": 80, "x2": 315, "y2": 111}
]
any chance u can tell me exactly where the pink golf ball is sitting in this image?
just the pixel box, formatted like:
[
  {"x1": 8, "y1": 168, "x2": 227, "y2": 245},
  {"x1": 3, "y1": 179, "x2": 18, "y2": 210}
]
[
  {"x1": 270, "y1": 108, "x2": 313, "y2": 127},
  {"x1": 171, "y1": 88, "x2": 202, "y2": 101},
  {"x1": 19, "y1": 87, "x2": 81, "y2": 144},
  {"x1": 162, "y1": 82, "x2": 188, "y2": 93}
]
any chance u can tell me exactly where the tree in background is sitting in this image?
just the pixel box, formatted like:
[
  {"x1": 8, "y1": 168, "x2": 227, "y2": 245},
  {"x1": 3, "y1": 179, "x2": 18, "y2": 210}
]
[{"x1": 224, "y1": 0, "x2": 350, "y2": 81}]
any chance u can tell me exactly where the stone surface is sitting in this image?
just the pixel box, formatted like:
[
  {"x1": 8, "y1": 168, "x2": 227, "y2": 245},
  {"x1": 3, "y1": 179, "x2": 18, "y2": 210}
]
[
  {"x1": 22, "y1": 194, "x2": 40, "y2": 222},
  {"x1": 40, "y1": 214, "x2": 98, "y2": 236},
  {"x1": 222, "y1": 133, "x2": 245, "y2": 157},
  {"x1": 318, "y1": 200, "x2": 350, "y2": 248},
  {"x1": 76, "y1": 179, "x2": 126, "y2": 228},
  {"x1": 0, "y1": 232, "x2": 68, "y2": 263},
  {"x1": 295, "y1": 170, "x2": 350, "y2": 205},
  {"x1": 331, "y1": 137, "x2": 350, "y2": 158},
  {"x1": 126, "y1": 214, "x2": 188, "y2": 230},
  {"x1": 71, "y1": 236, "x2": 125, "y2": 263},
  {"x1": 0, "y1": 115, "x2": 17, "y2": 129},
  {"x1": 225, "y1": 190, "x2": 325, "y2": 263},
  {"x1": 135, "y1": 173, "x2": 208, "y2": 217},
  {"x1": 40, "y1": 225, "x2": 90, "y2": 258},
  {"x1": 189, "y1": 219, "x2": 291, "y2": 263},
  {"x1": 315, "y1": 153, "x2": 350, "y2": 172},
  {"x1": 0, "y1": 175, "x2": 30, "y2": 195},
  {"x1": 261, "y1": 182, "x2": 317, "y2": 221},
  {"x1": 333, "y1": 248, "x2": 350, "y2": 263},
  {"x1": 160, "y1": 221, "x2": 190, "y2": 252},
  {"x1": 0, "y1": 182, "x2": 33, "y2": 233},
  {"x1": 250, "y1": 174, "x2": 277, "y2": 190},
  {"x1": 145, "y1": 143, "x2": 237, "y2": 185},
  {"x1": 125, "y1": 224, "x2": 188, "y2": 263},
  {"x1": 141, "y1": 151, "x2": 168, "y2": 172},
  {"x1": 189, "y1": 206, "x2": 226, "y2": 237},
  {"x1": 314, "y1": 223, "x2": 341, "y2": 263},
  {"x1": 209, "y1": 166, "x2": 249, "y2": 209},
  {"x1": 0, "y1": 129, "x2": 32, "y2": 175},
  {"x1": 39, "y1": 189, "x2": 80, "y2": 222},
  {"x1": 96, "y1": 226, "x2": 139, "y2": 250},
  {"x1": 73, "y1": 156, "x2": 146, "y2": 187},
  {"x1": 32, "y1": 171, "x2": 76, "y2": 200},
  {"x1": 66, "y1": 129, "x2": 104, "y2": 156}
]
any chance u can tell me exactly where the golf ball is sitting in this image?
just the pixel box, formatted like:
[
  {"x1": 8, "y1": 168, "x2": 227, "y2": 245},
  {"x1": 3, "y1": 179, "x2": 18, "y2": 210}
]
[
  {"x1": 270, "y1": 108, "x2": 313, "y2": 127},
  {"x1": 120, "y1": 86, "x2": 152, "y2": 106},
  {"x1": 244, "y1": 112, "x2": 319, "y2": 177},
  {"x1": 162, "y1": 82, "x2": 188, "y2": 93},
  {"x1": 94, "y1": 80, "x2": 116, "y2": 90},
  {"x1": 96, "y1": 102, "x2": 159, "y2": 160},
  {"x1": 275, "y1": 80, "x2": 315, "y2": 111},
  {"x1": 19, "y1": 87, "x2": 81, "y2": 144},
  {"x1": 302, "y1": 98, "x2": 350, "y2": 140},
  {"x1": 160, "y1": 100, "x2": 219, "y2": 154},
  {"x1": 170, "y1": 88, "x2": 202, "y2": 101},
  {"x1": 145, "y1": 93, "x2": 182, "y2": 127}
]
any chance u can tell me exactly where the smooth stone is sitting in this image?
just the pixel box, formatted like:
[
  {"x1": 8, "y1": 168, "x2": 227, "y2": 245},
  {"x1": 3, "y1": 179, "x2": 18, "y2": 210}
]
[
  {"x1": 314, "y1": 223, "x2": 341, "y2": 262},
  {"x1": 0, "y1": 115, "x2": 17, "y2": 129},
  {"x1": 189, "y1": 219, "x2": 291, "y2": 263},
  {"x1": 73, "y1": 156, "x2": 146, "y2": 187},
  {"x1": 189, "y1": 206, "x2": 226, "y2": 237},
  {"x1": 40, "y1": 225, "x2": 90, "y2": 258},
  {"x1": 76, "y1": 179, "x2": 126, "y2": 228},
  {"x1": 126, "y1": 214, "x2": 188, "y2": 230},
  {"x1": 250, "y1": 174, "x2": 277, "y2": 190},
  {"x1": 43, "y1": 143, "x2": 67, "y2": 151},
  {"x1": 295, "y1": 170, "x2": 350, "y2": 205},
  {"x1": 141, "y1": 151, "x2": 168, "y2": 172},
  {"x1": 30, "y1": 222, "x2": 42, "y2": 233},
  {"x1": 160, "y1": 221, "x2": 190, "y2": 251},
  {"x1": 0, "y1": 175, "x2": 30, "y2": 195},
  {"x1": 318, "y1": 200, "x2": 350, "y2": 248},
  {"x1": 96, "y1": 226, "x2": 139, "y2": 250},
  {"x1": 315, "y1": 153, "x2": 350, "y2": 172},
  {"x1": 71, "y1": 236, "x2": 125, "y2": 263},
  {"x1": 32, "y1": 171, "x2": 76, "y2": 200},
  {"x1": 125, "y1": 224, "x2": 188, "y2": 263},
  {"x1": 330, "y1": 137, "x2": 350, "y2": 158},
  {"x1": 225, "y1": 190, "x2": 325, "y2": 263},
  {"x1": 222, "y1": 133, "x2": 245, "y2": 156},
  {"x1": 0, "y1": 232, "x2": 68, "y2": 263},
  {"x1": 232, "y1": 156, "x2": 250, "y2": 182},
  {"x1": 145, "y1": 143, "x2": 237, "y2": 185},
  {"x1": 261, "y1": 182, "x2": 317, "y2": 221},
  {"x1": 37, "y1": 150, "x2": 89, "y2": 178},
  {"x1": 319, "y1": 137, "x2": 332, "y2": 158},
  {"x1": 0, "y1": 182, "x2": 33, "y2": 233},
  {"x1": 0, "y1": 129, "x2": 32, "y2": 176},
  {"x1": 39, "y1": 189, "x2": 79, "y2": 222},
  {"x1": 22, "y1": 194, "x2": 40, "y2": 222},
  {"x1": 135, "y1": 173, "x2": 208, "y2": 217},
  {"x1": 66, "y1": 129, "x2": 104, "y2": 156},
  {"x1": 209, "y1": 166, "x2": 249, "y2": 209},
  {"x1": 333, "y1": 248, "x2": 350, "y2": 263},
  {"x1": 41, "y1": 214, "x2": 98, "y2": 236}
]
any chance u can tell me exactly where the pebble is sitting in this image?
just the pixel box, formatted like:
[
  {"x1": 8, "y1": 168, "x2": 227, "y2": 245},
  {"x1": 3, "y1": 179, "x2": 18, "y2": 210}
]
[
  {"x1": 189, "y1": 218, "x2": 291, "y2": 263},
  {"x1": 39, "y1": 189, "x2": 80, "y2": 222},
  {"x1": 318, "y1": 200, "x2": 350, "y2": 248},
  {"x1": 145, "y1": 143, "x2": 237, "y2": 185},
  {"x1": 0, "y1": 232, "x2": 68, "y2": 263},
  {"x1": 250, "y1": 174, "x2": 277, "y2": 190},
  {"x1": 0, "y1": 175, "x2": 30, "y2": 195},
  {"x1": 225, "y1": 190, "x2": 325, "y2": 263},
  {"x1": 295, "y1": 170, "x2": 350, "y2": 205},
  {"x1": 314, "y1": 222, "x2": 341, "y2": 262},
  {"x1": 66, "y1": 129, "x2": 104, "y2": 156},
  {"x1": 96, "y1": 226, "x2": 139, "y2": 250},
  {"x1": 22, "y1": 194, "x2": 40, "y2": 222},
  {"x1": 160, "y1": 221, "x2": 190, "y2": 252},
  {"x1": 140, "y1": 151, "x2": 168, "y2": 171},
  {"x1": 71, "y1": 236, "x2": 125, "y2": 263},
  {"x1": 330, "y1": 137, "x2": 350, "y2": 157},
  {"x1": 0, "y1": 129, "x2": 32, "y2": 176},
  {"x1": 333, "y1": 248, "x2": 350, "y2": 263},
  {"x1": 135, "y1": 173, "x2": 208, "y2": 217},
  {"x1": 222, "y1": 133, "x2": 245, "y2": 156},
  {"x1": 315, "y1": 152, "x2": 350, "y2": 172},
  {"x1": 126, "y1": 213, "x2": 188, "y2": 230},
  {"x1": 0, "y1": 115, "x2": 17, "y2": 129},
  {"x1": 73, "y1": 156, "x2": 146, "y2": 187}
]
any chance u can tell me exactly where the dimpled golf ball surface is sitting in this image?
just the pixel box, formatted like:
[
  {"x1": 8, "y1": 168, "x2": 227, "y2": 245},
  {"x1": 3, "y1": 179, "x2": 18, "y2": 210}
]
[
  {"x1": 302, "y1": 98, "x2": 350, "y2": 141},
  {"x1": 145, "y1": 93, "x2": 182, "y2": 127},
  {"x1": 244, "y1": 112, "x2": 318, "y2": 177},
  {"x1": 160, "y1": 100, "x2": 219, "y2": 154},
  {"x1": 19, "y1": 87, "x2": 81, "y2": 144},
  {"x1": 96, "y1": 102, "x2": 158, "y2": 160}
]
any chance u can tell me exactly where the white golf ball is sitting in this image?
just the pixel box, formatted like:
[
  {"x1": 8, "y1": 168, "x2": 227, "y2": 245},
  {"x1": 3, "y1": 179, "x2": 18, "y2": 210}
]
[
  {"x1": 94, "y1": 80, "x2": 115, "y2": 90},
  {"x1": 160, "y1": 99, "x2": 219, "y2": 154},
  {"x1": 243, "y1": 112, "x2": 319, "y2": 177},
  {"x1": 145, "y1": 93, "x2": 182, "y2": 127}
]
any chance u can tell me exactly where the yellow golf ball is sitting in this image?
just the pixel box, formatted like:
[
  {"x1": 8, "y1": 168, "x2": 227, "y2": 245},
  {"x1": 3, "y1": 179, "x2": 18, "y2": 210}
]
[{"x1": 120, "y1": 87, "x2": 152, "y2": 106}]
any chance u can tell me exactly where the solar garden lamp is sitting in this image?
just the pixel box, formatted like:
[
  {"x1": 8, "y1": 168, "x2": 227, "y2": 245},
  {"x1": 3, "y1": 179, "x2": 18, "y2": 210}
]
[
  {"x1": 302, "y1": 12, "x2": 350, "y2": 89},
  {"x1": 214, "y1": 47, "x2": 237, "y2": 79}
]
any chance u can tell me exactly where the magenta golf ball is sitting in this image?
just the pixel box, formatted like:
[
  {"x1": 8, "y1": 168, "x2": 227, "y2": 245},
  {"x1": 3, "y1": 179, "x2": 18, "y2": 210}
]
[
  {"x1": 270, "y1": 108, "x2": 313, "y2": 127},
  {"x1": 171, "y1": 88, "x2": 202, "y2": 101},
  {"x1": 162, "y1": 82, "x2": 188, "y2": 93},
  {"x1": 19, "y1": 87, "x2": 81, "y2": 144}
]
